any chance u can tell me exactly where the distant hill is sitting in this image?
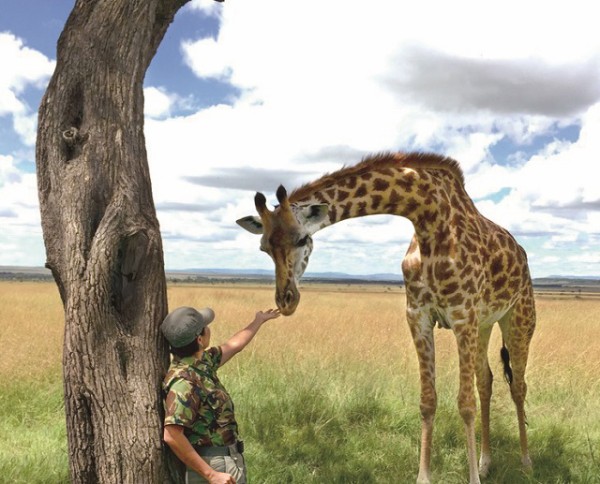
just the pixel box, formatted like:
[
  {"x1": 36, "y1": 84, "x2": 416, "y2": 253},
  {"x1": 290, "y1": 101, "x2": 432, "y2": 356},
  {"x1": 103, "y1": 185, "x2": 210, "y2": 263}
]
[
  {"x1": 0, "y1": 266, "x2": 403, "y2": 284},
  {"x1": 1, "y1": 266, "x2": 598, "y2": 290},
  {"x1": 170, "y1": 268, "x2": 404, "y2": 282},
  {"x1": 532, "y1": 277, "x2": 600, "y2": 292},
  {"x1": 164, "y1": 268, "x2": 403, "y2": 286},
  {"x1": 0, "y1": 266, "x2": 53, "y2": 280}
]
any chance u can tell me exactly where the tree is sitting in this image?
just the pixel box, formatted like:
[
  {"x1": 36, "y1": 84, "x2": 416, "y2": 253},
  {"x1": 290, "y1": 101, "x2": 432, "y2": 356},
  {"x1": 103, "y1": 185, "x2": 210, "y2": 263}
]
[{"x1": 35, "y1": 1, "x2": 199, "y2": 481}]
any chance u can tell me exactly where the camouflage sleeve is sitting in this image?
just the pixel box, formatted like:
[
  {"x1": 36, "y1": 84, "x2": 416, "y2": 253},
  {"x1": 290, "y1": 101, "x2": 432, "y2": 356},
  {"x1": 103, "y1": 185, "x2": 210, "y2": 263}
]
[
  {"x1": 207, "y1": 346, "x2": 223, "y2": 369},
  {"x1": 164, "y1": 378, "x2": 199, "y2": 428}
]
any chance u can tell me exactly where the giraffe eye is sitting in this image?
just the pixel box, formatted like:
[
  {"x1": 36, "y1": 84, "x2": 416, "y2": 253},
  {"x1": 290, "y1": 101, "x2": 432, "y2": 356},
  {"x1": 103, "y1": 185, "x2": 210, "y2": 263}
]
[{"x1": 296, "y1": 235, "x2": 310, "y2": 247}]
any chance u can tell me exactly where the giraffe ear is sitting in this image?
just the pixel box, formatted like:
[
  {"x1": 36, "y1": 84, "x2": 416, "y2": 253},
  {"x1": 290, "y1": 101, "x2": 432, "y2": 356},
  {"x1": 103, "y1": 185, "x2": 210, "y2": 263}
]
[
  {"x1": 236, "y1": 216, "x2": 264, "y2": 235},
  {"x1": 254, "y1": 192, "x2": 270, "y2": 218},
  {"x1": 298, "y1": 204, "x2": 329, "y2": 233},
  {"x1": 276, "y1": 185, "x2": 291, "y2": 210}
]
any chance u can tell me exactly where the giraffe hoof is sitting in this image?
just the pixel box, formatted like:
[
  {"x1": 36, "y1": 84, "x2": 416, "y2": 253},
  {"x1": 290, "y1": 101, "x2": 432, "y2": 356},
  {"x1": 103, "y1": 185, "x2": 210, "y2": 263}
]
[
  {"x1": 416, "y1": 472, "x2": 431, "y2": 484},
  {"x1": 522, "y1": 455, "x2": 533, "y2": 473},
  {"x1": 479, "y1": 455, "x2": 491, "y2": 478}
]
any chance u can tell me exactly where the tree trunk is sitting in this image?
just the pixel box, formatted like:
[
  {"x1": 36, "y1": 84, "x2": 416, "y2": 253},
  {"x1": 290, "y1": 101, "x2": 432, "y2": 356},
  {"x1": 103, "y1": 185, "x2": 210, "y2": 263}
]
[{"x1": 36, "y1": 1, "x2": 190, "y2": 482}]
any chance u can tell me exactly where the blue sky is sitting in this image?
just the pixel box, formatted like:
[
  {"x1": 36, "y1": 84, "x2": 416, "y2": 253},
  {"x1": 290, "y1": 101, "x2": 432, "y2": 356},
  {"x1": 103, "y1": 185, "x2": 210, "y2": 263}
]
[{"x1": 1, "y1": 0, "x2": 599, "y2": 278}]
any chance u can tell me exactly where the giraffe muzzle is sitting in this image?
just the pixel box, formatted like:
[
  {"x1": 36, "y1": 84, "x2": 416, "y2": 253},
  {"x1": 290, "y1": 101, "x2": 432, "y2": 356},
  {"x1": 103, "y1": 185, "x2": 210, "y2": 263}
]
[{"x1": 276, "y1": 288, "x2": 300, "y2": 316}]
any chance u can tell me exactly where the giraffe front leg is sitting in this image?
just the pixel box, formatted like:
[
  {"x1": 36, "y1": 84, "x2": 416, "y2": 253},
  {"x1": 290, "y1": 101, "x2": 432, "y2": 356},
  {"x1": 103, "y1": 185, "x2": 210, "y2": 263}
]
[
  {"x1": 453, "y1": 320, "x2": 481, "y2": 484},
  {"x1": 407, "y1": 309, "x2": 437, "y2": 484},
  {"x1": 476, "y1": 324, "x2": 494, "y2": 478}
]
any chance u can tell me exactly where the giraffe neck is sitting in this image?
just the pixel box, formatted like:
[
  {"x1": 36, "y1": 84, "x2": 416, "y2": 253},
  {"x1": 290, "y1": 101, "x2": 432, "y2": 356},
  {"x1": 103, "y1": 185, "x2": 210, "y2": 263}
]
[{"x1": 290, "y1": 152, "x2": 477, "y2": 243}]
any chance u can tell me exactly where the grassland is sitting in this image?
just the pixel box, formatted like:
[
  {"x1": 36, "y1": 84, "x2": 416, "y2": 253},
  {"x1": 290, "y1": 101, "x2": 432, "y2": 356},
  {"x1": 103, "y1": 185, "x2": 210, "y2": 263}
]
[{"x1": 0, "y1": 281, "x2": 599, "y2": 483}]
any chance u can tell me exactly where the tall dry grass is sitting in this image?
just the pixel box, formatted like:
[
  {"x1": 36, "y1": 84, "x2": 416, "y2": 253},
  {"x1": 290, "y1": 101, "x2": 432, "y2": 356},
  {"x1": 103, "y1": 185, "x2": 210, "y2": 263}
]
[
  {"x1": 0, "y1": 282, "x2": 64, "y2": 379},
  {"x1": 5, "y1": 282, "x2": 598, "y2": 387},
  {"x1": 1, "y1": 281, "x2": 599, "y2": 482}
]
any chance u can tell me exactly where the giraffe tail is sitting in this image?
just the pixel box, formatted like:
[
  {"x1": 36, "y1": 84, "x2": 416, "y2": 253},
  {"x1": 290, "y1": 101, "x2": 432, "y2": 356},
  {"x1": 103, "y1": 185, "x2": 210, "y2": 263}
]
[{"x1": 500, "y1": 341, "x2": 513, "y2": 385}]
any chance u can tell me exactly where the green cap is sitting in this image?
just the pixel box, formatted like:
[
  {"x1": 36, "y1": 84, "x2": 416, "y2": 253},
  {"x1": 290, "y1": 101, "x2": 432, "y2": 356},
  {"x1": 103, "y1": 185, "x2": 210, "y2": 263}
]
[{"x1": 161, "y1": 306, "x2": 215, "y2": 348}]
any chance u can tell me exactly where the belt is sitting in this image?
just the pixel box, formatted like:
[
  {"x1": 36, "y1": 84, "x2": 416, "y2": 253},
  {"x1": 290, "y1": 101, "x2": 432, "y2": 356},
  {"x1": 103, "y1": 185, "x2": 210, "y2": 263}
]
[{"x1": 194, "y1": 440, "x2": 244, "y2": 457}]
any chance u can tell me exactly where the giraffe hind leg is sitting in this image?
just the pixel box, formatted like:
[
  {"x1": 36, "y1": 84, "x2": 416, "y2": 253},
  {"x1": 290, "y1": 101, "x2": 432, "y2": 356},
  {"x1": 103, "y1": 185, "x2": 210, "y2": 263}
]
[{"x1": 498, "y1": 298, "x2": 536, "y2": 472}]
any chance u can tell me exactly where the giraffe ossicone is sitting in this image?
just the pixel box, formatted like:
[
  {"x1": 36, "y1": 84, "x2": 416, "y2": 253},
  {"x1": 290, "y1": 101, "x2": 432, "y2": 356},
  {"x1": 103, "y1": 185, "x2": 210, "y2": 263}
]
[{"x1": 237, "y1": 152, "x2": 536, "y2": 484}]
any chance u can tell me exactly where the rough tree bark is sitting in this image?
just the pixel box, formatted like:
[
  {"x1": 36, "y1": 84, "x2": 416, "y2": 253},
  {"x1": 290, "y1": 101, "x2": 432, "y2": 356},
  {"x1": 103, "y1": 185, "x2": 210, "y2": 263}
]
[{"x1": 35, "y1": 1, "x2": 192, "y2": 482}]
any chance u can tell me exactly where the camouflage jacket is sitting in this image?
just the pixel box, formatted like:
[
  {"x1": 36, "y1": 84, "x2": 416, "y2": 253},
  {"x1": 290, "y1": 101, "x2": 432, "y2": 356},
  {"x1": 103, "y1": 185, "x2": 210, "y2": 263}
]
[{"x1": 163, "y1": 347, "x2": 239, "y2": 446}]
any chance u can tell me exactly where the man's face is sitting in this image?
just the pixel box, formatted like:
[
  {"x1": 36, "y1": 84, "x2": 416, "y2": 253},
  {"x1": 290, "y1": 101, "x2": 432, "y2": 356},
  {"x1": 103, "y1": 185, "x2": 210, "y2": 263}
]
[{"x1": 199, "y1": 326, "x2": 211, "y2": 349}]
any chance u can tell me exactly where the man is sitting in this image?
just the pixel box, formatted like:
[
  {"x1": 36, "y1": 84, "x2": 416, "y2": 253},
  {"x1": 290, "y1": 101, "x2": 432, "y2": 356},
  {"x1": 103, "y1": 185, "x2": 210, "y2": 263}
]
[{"x1": 162, "y1": 305, "x2": 280, "y2": 484}]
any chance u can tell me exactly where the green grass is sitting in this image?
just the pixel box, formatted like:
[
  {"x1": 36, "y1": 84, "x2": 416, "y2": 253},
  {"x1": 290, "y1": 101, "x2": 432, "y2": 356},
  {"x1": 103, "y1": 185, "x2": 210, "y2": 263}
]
[
  {"x1": 1, "y1": 284, "x2": 599, "y2": 483},
  {"x1": 223, "y1": 357, "x2": 600, "y2": 484},
  {"x1": 1, "y1": 357, "x2": 599, "y2": 483},
  {"x1": 232, "y1": 362, "x2": 420, "y2": 483},
  {"x1": 0, "y1": 370, "x2": 68, "y2": 484}
]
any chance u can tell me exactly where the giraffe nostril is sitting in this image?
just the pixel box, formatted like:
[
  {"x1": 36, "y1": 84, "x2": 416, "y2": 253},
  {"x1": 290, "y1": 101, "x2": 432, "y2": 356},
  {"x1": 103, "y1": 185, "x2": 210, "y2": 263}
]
[{"x1": 285, "y1": 291, "x2": 294, "y2": 305}]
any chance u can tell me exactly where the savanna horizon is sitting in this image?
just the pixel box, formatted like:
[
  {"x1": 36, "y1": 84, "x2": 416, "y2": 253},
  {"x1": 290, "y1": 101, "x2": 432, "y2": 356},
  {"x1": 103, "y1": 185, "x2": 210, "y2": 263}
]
[{"x1": 1, "y1": 281, "x2": 598, "y2": 483}]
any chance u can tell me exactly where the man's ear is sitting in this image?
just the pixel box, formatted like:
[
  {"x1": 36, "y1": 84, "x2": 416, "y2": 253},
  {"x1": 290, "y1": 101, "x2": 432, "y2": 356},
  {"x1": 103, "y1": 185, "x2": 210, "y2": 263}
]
[
  {"x1": 236, "y1": 216, "x2": 264, "y2": 235},
  {"x1": 298, "y1": 204, "x2": 329, "y2": 233}
]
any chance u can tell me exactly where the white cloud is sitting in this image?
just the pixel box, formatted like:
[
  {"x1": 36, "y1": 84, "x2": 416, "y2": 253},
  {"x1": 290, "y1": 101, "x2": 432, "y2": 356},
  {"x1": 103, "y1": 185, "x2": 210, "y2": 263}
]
[
  {"x1": 391, "y1": 46, "x2": 600, "y2": 117},
  {"x1": 144, "y1": 86, "x2": 198, "y2": 118},
  {"x1": 172, "y1": 0, "x2": 600, "y2": 175},
  {"x1": 0, "y1": 153, "x2": 43, "y2": 265},
  {"x1": 542, "y1": 234, "x2": 579, "y2": 250},
  {"x1": 0, "y1": 154, "x2": 22, "y2": 185},
  {"x1": 0, "y1": 155, "x2": 39, "y2": 211},
  {"x1": 182, "y1": 37, "x2": 230, "y2": 80},
  {"x1": 0, "y1": 32, "x2": 54, "y2": 94},
  {"x1": 567, "y1": 253, "x2": 600, "y2": 265},
  {"x1": 187, "y1": 0, "x2": 223, "y2": 18},
  {"x1": 144, "y1": 86, "x2": 175, "y2": 118},
  {"x1": 142, "y1": 0, "x2": 600, "y2": 277},
  {"x1": 0, "y1": 32, "x2": 54, "y2": 145},
  {"x1": 0, "y1": 88, "x2": 23, "y2": 116},
  {"x1": 467, "y1": 163, "x2": 516, "y2": 200},
  {"x1": 12, "y1": 112, "x2": 38, "y2": 146},
  {"x1": 513, "y1": 103, "x2": 600, "y2": 209},
  {"x1": 3, "y1": 1, "x2": 600, "y2": 279},
  {"x1": 442, "y1": 132, "x2": 503, "y2": 173}
]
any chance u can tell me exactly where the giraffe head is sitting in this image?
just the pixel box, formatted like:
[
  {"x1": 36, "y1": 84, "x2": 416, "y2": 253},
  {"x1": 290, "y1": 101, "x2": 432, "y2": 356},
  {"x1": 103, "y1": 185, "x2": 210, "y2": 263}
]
[{"x1": 237, "y1": 185, "x2": 329, "y2": 315}]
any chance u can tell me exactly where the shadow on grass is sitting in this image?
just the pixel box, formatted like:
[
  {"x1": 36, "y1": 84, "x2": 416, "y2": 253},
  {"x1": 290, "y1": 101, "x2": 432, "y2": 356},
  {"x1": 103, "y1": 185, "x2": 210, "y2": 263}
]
[
  {"x1": 249, "y1": 388, "x2": 380, "y2": 482},
  {"x1": 240, "y1": 376, "x2": 596, "y2": 484},
  {"x1": 239, "y1": 379, "x2": 422, "y2": 483},
  {"x1": 431, "y1": 405, "x2": 584, "y2": 483}
]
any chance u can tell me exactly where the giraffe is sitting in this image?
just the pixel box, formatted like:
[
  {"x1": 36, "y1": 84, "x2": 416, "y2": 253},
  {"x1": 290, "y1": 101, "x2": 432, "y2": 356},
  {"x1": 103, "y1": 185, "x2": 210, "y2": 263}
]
[{"x1": 237, "y1": 152, "x2": 536, "y2": 484}]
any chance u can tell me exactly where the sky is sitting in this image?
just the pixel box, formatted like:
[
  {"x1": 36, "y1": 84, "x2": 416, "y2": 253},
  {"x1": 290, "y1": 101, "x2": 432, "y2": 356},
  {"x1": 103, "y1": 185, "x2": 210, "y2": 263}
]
[{"x1": 1, "y1": 0, "x2": 599, "y2": 279}]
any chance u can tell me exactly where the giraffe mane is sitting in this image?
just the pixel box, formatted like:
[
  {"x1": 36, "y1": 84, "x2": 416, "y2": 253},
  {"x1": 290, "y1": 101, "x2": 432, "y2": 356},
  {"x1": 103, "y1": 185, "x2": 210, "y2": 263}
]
[{"x1": 290, "y1": 151, "x2": 465, "y2": 202}]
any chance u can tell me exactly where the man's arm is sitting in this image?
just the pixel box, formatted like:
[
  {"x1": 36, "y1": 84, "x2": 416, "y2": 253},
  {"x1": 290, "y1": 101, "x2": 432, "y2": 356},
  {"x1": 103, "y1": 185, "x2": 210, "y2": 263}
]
[
  {"x1": 219, "y1": 309, "x2": 280, "y2": 366},
  {"x1": 163, "y1": 425, "x2": 235, "y2": 484}
]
